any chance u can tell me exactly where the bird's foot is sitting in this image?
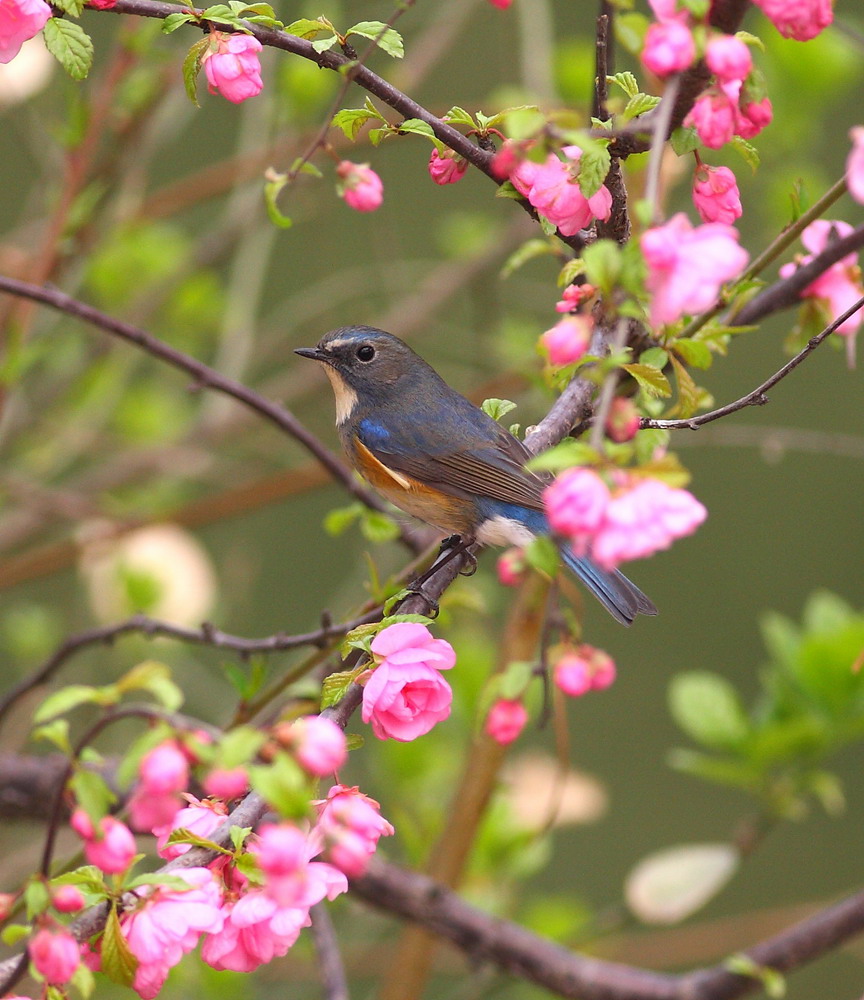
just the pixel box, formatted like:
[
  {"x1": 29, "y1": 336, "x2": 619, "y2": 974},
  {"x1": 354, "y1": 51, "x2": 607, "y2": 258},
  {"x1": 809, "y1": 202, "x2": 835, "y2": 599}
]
[{"x1": 458, "y1": 550, "x2": 477, "y2": 577}]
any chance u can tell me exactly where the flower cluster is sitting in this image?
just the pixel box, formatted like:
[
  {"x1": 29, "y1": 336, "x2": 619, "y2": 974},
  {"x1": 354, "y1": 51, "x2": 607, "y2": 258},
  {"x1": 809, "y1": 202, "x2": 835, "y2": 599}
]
[
  {"x1": 544, "y1": 467, "x2": 707, "y2": 572},
  {"x1": 553, "y1": 645, "x2": 616, "y2": 698}
]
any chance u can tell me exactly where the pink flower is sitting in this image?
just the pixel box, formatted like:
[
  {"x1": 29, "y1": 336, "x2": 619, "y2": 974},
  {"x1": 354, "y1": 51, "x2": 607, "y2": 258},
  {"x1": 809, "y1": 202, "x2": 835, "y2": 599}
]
[
  {"x1": 524, "y1": 147, "x2": 612, "y2": 236},
  {"x1": 428, "y1": 147, "x2": 468, "y2": 185},
  {"x1": 544, "y1": 468, "x2": 610, "y2": 549},
  {"x1": 486, "y1": 0, "x2": 511, "y2": 7},
  {"x1": 751, "y1": 0, "x2": 832, "y2": 41},
  {"x1": 605, "y1": 397, "x2": 641, "y2": 443},
  {"x1": 589, "y1": 648, "x2": 617, "y2": 690},
  {"x1": 692, "y1": 164, "x2": 742, "y2": 224},
  {"x1": 122, "y1": 868, "x2": 225, "y2": 999},
  {"x1": 705, "y1": 34, "x2": 752, "y2": 83},
  {"x1": 685, "y1": 91, "x2": 737, "y2": 149},
  {"x1": 155, "y1": 797, "x2": 225, "y2": 860},
  {"x1": 540, "y1": 315, "x2": 592, "y2": 367},
  {"x1": 71, "y1": 810, "x2": 137, "y2": 874},
  {"x1": 553, "y1": 652, "x2": 592, "y2": 697},
  {"x1": 314, "y1": 784, "x2": 394, "y2": 877},
  {"x1": 485, "y1": 699, "x2": 527, "y2": 745},
  {"x1": 496, "y1": 547, "x2": 527, "y2": 587},
  {"x1": 555, "y1": 282, "x2": 595, "y2": 313},
  {"x1": 648, "y1": 0, "x2": 680, "y2": 19},
  {"x1": 361, "y1": 623, "x2": 455, "y2": 741},
  {"x1": 0, "y1": 0, "x2": 50, "y2": 65},
  {"x1": 337, "y1": 160, "x2": 383, "y2": 212},
  {"x1": 202, "y1": 31, "x2": 263, "y2": 104},
  {"x1": 491, "y1": 140, "x2": 530, "y2": 181},
  {"x1": 52, "y1": 886, "x2": 86, "y2": 913},
  {"x1": 87, "y1": 0, "x2": 117, "y2": 8},
  {"x1": 641, "y1": 18, "x2": 695, "y2": 77},
  {"x1": 641, "y1": 213, "x2": 748, "y2": 327},
  {"x1": 128, "y1": 788, "x2": 182, "y2": 834},
  {"x1": 735, "y1": 97, "x2": 773, "y2": 139},
  {"x1": 249, "y1": 824, "x2": 332, "y2": 908},
  {"x1": 847, "y1": 127, "x2": 864, "y2": 204},
  {"x1": 29, "y1": 928, "x2": 80, "y2": 985},
  {"x1": 203, "y1": 766, "x2": 249, "y2": 801},
  {"x1": 139, "y1": 742, "x2": 189, "y2": 796},
  {"x1": 286, "y1": 715, "x2": 347, "y2": 776},
  {"x1": 591, "y1": 478, "x2": 707, "y2": 570}
]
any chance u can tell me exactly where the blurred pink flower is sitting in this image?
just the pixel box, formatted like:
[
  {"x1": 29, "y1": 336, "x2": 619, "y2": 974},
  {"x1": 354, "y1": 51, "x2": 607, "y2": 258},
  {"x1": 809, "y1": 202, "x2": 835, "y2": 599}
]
[
  {"x1": 139, "y1": 742, "x2": 189, "y2": 796},
  {"x1": 641, "y1": 212, "x2": 748, "y2": 327},
  {"x1": 705, "y1": 34, "x2": 752, "y2": 83},
  {"x1": 485, "y1": 699, "x2": 528, "y2": 745},
  {"x1": 337, "y1": 161, "x2": 383, "y2": 212},
  {"x1": 203, "y1": 766, "x2": 249, "y2": 801},
  {"x1": 428, "y1": 147, "x2": 468, "y2": 185},
  {"x1": 605, "y1": 397, "x2": 641, "y2": 443},
  {"x1": 52, "y1": 886, "x2": 86, "y2": 913},
  {"x1": 288, "y1": 715, "x2": 347, "y2": 776},
  {"x1": 544, "y1": 468, "x2": 610, "y2": 551},
  {"x1": 751, "y1": 0, "x2": 832, "y2": 41},
  {"x1": 362, "y1": 623, "x2": 454, "y2": 741},
  {"x1": 555, "y1": 282, "x2": 595, "y2": 313},
  {"x1": 685, "y1": 91, "x2": 737, "y2": 149},
  {"x1": 29, "y1": 928, "x2": 80, "y2": 985},
  {"x1": 71, "y1": 810, "x2": 137, "y2": 874},
  {"x1": 496, "y1": 547, "x2": 527, "y2": 587},
  {"x1": 692, "y1": 164, "x2": 742, "y2": 225},
  {"x1": 0, "y1": 0, "x2": 50, "y2": 65},
  {"x1": 540, "y1": 315, "x2": 593, "y2": 367},
  {"x1": 553, "y1": 652, "x2": 592, "y2": 697},
  {"x1": 486, "y1": 0, "x2": 511, "y2": 7},
  {"x1": 203, "y1": 31, "x2": 263, "y2": 103},
  {"x1": 846, "y1": 127, "x2": 864, "y2": 204},
  {"x1": 641, "y1": 18, "x2": 695, "y2": 77},
  {"x1": 735, "y1": 96, "x2": 773, "y2": 139},
  {"x1": 314, "y1": 784, "x2": 395, "y2": 877}
]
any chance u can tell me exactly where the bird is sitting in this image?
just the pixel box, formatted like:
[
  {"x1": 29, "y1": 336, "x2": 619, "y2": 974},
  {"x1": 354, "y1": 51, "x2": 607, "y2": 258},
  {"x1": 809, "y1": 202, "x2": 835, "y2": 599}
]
[{"x1": 295, "y1": 326, "x2": 657, "y2": 626}]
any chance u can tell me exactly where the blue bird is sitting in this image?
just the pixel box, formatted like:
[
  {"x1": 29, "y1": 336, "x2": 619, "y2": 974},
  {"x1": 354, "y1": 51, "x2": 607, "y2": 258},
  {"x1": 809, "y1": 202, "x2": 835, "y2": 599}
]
[{"x1": 295, "y1": 326, "x2": 657, "y2": 626}]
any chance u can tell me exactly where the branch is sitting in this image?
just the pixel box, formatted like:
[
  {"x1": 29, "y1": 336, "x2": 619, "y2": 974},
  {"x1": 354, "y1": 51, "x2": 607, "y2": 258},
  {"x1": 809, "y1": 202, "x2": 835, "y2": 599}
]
[{"x1": 642, "y1": 294, "x2": 864, "y2": 431}]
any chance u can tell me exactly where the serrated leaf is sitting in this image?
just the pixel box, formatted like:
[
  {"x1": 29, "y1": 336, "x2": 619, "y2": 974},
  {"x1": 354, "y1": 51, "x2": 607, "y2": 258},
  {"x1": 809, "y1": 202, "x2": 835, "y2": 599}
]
[
  {"x1": 607, "y1": 71, "x2": 639, "y2": 98},
  {"x1": 33, "y1": 684, "x2": 100, "y2": 723},
  {"x1": 101, "y1": 905, "x2": 138, "y2": 987},
  {"x1": 500, "y1": 238, "x2": 557, "y2": 279},
  {"x1": 670, "y1": 126, "x2": 700, "y2": 157},
  {"x1": 285, "y1": 17, "x2": 332, "y2": 39},
  {"x1": 526, "y1": 440, "x2": 599, "y2": 474},
  {"x1": 311, "y1": 34, "x2": 338, "y2": 53},
  {"x1": 230, "y1": 825, "x2": 253, "y2": 851},
  {"x1": 263, "y1": 168, "x2": 293, "y2": 229},
  {"x1": 321, "y1": 669, "x2": 360, "y2": 708},
  {"x1": 623, "y1": 92, "x2": 661, "y2": 120},
  {"x1": 669, "y1": 354, "x2": 700, "y2": 419},
  {"x1": 368, "y1": 126, "x2": 394, "y2": 146},
  {"x1": 672, "y1": 339, "x2": 712, "y2": 369},
  {"x1": 346, "y1": 21, "x2": 404, "y2": 59},
  {"x1": 640, "y1": 346, "x2": 668, "y2": 369},
  {"x1": 165, "y1": 828, "x2": 231, "y2": 853},
  {"x1": 345, "y1": 732, "x2": 364, "y2": 750},
  {"x1": 43, "y1": 18, "x2": 93, "y2": 80},
  {"x1": 162, "y1": 11, "x2": 196, "y2": 32},
  {"x1": 669, "y1": 671, "x2": 749, "y2": 750},
  {"x1": 731, "y1": 135, "x2": 760, "y2": 172},
  {"x1": 360, "y1": 509, "x2": 401, "y2": 543},
  {"x1": 625, "y1": 843, "x2": 739, "y2": 924},
  {"x1": 71, "y1": 962, "x2": 95, "y2": 1000},
  {"x1": 443, "y1": 106, "x2": 476, "y2": 128},
  {"x1": 379, "y1": 613, "x2": 434, "y2": 628},
  {"x1": 331, "y1": 107, "x2": 382, "y2": 141},
  {"x1": 182, "y1": 36, "x2": 210, "y2": 106},
  {"x1": 570, "y1": 138, "x2": 611, "y2": 199},
  {"x1": 52, "y1": 0, "x2": 85, "y2": 16},
  {"x1": 396, "y1": 117, "x2": 443, "y2": 151},
  {"x1": 621, "y1": 363, "x2": 671, "y2": 398},
  {"x1": 481, "y1": 398, "x2": 517, "y2": 422}
]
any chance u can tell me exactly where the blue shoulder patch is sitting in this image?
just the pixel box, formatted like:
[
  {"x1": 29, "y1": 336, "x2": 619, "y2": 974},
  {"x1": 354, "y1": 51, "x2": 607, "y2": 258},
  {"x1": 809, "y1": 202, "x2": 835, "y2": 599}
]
[{"x1": 358, "y1": 418, "x2": 391, "y2": 444}]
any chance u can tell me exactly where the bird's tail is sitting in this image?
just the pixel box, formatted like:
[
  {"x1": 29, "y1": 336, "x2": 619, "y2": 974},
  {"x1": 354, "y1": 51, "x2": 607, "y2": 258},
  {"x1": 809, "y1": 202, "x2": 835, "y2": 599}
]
[{"x1": 561, "y1": 547, "x2": 658, "y2": 627}]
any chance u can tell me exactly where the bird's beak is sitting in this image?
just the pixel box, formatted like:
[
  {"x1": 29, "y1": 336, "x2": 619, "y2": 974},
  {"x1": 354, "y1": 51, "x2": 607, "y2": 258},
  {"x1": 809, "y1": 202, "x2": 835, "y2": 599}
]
[{"x1": 294, "y1": 347, "x2": 328, "y2": 362}]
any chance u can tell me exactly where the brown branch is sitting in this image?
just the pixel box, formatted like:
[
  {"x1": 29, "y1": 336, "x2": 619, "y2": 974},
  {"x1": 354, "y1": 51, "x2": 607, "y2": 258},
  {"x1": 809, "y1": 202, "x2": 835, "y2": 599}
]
[
  {"x1": 643, "y1": 294, "x2": 864, "y2": 431},
  {"x1": 310, "y1": 903, "x2": 351, "y2": 1000}
]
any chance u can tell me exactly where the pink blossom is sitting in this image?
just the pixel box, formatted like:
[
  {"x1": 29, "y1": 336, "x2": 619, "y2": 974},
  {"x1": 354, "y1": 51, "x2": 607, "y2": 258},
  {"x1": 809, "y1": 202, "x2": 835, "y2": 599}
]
[
  {"x1": 203, "y1": 766, "x2": 249, "y2": 801},
  {"x1": 692, "y1": 164, "x2": 742, "y2": 225},
  {"x1": 315, "y1": 784, "x2": 394, "y2": 877},
  {"x1": 544, "y1": 468, "x2": 610, "y2": 549},
  {"x1": 71, "y1": 810, "x2": 137, "y2": 874},
  {"x1": 540, "y1": 315, "x2": 592, "y2": 367},
  {"x1": 553, "y1": 652, "x2": 592, "y2": 697},
  {"x1": 555, "y1": 282, "x2": 595, "y2": 313},
  {"x1": 735, "y1": 97, "x2": 773, "y2": 139},
  {"x1": 139, "y1": 742, "x2": 189, "y2": 796},
  {"x1": 362, "y1": 623, "x2": 455, "y2": 741},
  {"x1": 486, "y1": 0, "x2": 511, "y2": 7},
  {"x1": 29, "y1": 928, "x2": 80, "y2": 985},
  {"x1": 485, "y1": 699, "x2": 527, "y2": 745},
  {"x1": 249, "y1": 824, "x2": 316, "y2": 908},
  {"x1": 202, "y1": 31, "x2": 263, "y2": 104},
  {"x1": 705, "y1": 35, "x2": 752, "y2": 83},
  {"x1": 751, "y1": 0, "x2": 832, "y2": 41},
  {"x1": 648, "y1": 0, "x2": 680, "y2": 19},
  {"x1": 287, "y1": 715, "x2": 347, "y2": 776},
  {"x1": 605, "y1": 397, "x2": 641, "y2": 443},
  {"x1": 128, "y1": 787, "x2": 182, "y2": 834},
  {"x1": 525, "y1": 147, "x2": 612, "y2": 236},
  {"x1": 592, "y1": 478, "x2": 708, "y2": 570},
  {"x1": 122, "y1": 868, "x2": 225, "y2": 999},
  {"x1": 337, "y1": 160, "x2": 383, "y2": 212},
  {"x1": 491, "y1": 140, "x2": 529, "y2": 181},
  {"x1": 428, "y1": 147, "x2": 468, "y2": 185},
  {"x1": 641, "y1": 18, "x2": 695, "y2": 77},
  {"x1": 589, "y1": 648, "x2": 617, "y2": 690},
  {"x1": 496, "y1": 547, "x2": 527, "y2": 587},
  {"x1": 684, "y1": 91, "x2": 737, "y2": 149},
  {"x1": 848, "y1": 127, "x2": 864, "y2": 205},
  {"x1": 52, "y1": 886, "x2": 86, "y2": 913},
  {"x1": 0, "y1": 0, "x2": 51, "y2": 65},
  {"x1": 155, "y1": 797, "x2": 225, "y2": 859},
  {"x1": 641, "y1": 213, "x2": 748, "y2": 327}
]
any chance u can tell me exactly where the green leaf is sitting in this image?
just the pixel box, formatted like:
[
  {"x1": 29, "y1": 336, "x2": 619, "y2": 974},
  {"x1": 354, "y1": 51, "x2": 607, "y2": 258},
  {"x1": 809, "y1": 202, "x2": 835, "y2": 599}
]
[
  {"x1": 162, "y1": 12, "x2": 196, "y2": 32},
  {"x1": 396, "y1": 117, "x2": 443, "y2": 152},
  {"x1": 672, "y1": 339, "x2": 712, "y2": 369},
  {"x1": 607, "y1": 71, "x2": 639, "y2": 98},
  {"x1": 117, "y1": 660, "x2": 183, "y2": 711},
  {"x1": 443, "y1": 106, "x2": 476, "y2": 128},
  {"x1": 24, "y1": 880, "x2": 51, "y2": 919},
  {"x1": 667, "y1": 748, "x2": 762, "y2": 788},
  {"x1": 581, "y1": 239, "x2": 621, "y2": 295},
  {"x1": 346, "y1": 21, "x2": 404, "y2": 59},
  {"x1": 101, "y1": 906, "x2": 138, "y2": 987},
  {"x1": 360, "y1": 509, "x2": 401, "y2": 543},
  {"x1": 263, "y1": 168, "x2": 293, "y2": 229},
  {"x1": 499, "y1": 660, "x2": 534, "y2": 700},
  {"x1": 288, "y1": 157, "x2": 322, "y2": 179},
  {"x1": 33, "y1": 684, "x2": 101, "y2": 723},
  {"x1": 734, "y1": 29, "x2": 765, "y2": 52},
  {"x1": 43, "y1": 18, "x2": 94, "y2": 80},
  {"x1": 640, "y1": 346, "x2": 668, "y2": 369},
  {"x1": 481, "y1": 398, "x2": 517, "y2": 422},
  {"x1": 368, "y1": 126, "x2": 393, "y2": 146},
  {"x1": 614, "y1": 11, "x2": 649, "y2": 56},
  {"x1": 69, "y1": 769, "x2": 117, "y2": 821},
  {"x1": 725, "y1": 956, "x2": 786, "y2": 998},
  {"x1": 165, "y1": 828, "x2": 232, "y2": 853},
  {"x1": 331, "y1": 102, "x2": 385, "y2": 141},
  {"x1": 623, "y1": 93, "x2": 661, "y2": 120},
  {"x1": 625, "y1": 843, "x2": 739, "y2": 924},
  {"x1": 285, "y1": 17, "x2": 332, "y2": 39},
  {"x1": 324, "y1": 502, "x2": 363, "y2": 536},
  {"x1": 668, "y1": 671, "x2": 749, "y2": 750},
  {"x1": 248, "y1": 751, "x2": 309, "y2": 818},
  {"x1": 621, "y1": 363, "x2": 671, "y2": 398},
  {"x1": 51, "y1": 0, "x2": 85, "y2": 16},
  {"x1": 230, "y1": 825, "x2": 253, "y2": 851},
  {"x1": 669, "y1": 355, "x2": 700, "y2": 419},
  {"x1": 524, "y1": 536, "x2": 559, "y2": 578},
  {"x1": 182, "y1": 36, "x2": 210, "y2": 106},
  {"x1": 526, "y1": 440, "x2": 599, "y2": 474},
  {"x1": 670, "y1": 126, "x2": 700, "y2": 157},
  {"x1": 311, "y1": 34, "x2": 339, "y2": 53},
  {"x1": 321, "y1": 669, "x2": 359, "y2": 709},
  {"x1": 2, "y1": 924, "x2": 32, "y2": 947},
  {"x1": 32, "y1": 718, "x2": 71, "y2": 752},
  {"x1": 216, "y1": 726, "x2": 266, "y2": 769},
  {"x1": 731, "y1": 135, "x2": 760, "y2": 172},
  {"x1": 567, "y1": 137, "x2": 611, "y2": 199},
  {"x1": 500, "y1": 239, "x2": 557, "y2": 279}
]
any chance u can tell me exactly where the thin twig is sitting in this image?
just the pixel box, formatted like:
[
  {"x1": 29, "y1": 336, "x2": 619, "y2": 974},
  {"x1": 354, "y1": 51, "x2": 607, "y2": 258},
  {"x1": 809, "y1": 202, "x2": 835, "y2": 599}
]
[
  {"x1": 643, "y1": 295, "x2": 864, "y2": 431},
  {"x1": 310, "y1": 903, "x2": 350, "y2": 1000},
  {"x1": 643, "y1": 75, "x2": 680, "y2": 225}
]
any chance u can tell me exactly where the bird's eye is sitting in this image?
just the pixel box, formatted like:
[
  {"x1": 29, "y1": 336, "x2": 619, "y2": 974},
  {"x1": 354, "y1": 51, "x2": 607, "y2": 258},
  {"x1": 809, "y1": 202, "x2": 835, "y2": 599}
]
[{"x1": 356, "y1": 344, "x2": 375, "y2": 362}]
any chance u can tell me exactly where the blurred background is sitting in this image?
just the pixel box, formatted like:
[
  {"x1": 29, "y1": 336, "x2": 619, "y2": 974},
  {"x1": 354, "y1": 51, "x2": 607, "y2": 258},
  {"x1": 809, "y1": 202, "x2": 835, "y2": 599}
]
[{"x1": 1, "y1": 0, "x2": 863, "y2": 997}]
